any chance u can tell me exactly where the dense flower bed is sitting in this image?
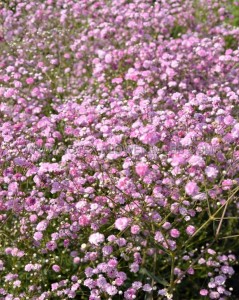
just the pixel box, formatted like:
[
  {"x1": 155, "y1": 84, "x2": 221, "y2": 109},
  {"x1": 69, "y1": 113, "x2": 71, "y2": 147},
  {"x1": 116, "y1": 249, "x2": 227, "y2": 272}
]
[{"x1": 1, "y1": 0, "x2": 239, "y2": 299}]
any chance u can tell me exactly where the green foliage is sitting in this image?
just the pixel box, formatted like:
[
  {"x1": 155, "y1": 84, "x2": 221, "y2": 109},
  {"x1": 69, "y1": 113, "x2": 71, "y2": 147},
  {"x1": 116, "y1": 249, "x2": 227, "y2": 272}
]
[
  {"x1": 170, "y1": 25, "x2": 187, "y2": 38},
  {"x1": 227, "y1": 1, "x2": 239, "y2": 27},
  {"x1": 224, "y1": 35, "x2": 238, "y2": 49}
]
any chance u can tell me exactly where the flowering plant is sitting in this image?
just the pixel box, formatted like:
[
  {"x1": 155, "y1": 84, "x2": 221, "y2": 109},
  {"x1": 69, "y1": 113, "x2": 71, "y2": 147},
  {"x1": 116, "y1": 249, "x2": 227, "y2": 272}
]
[{"x1": 0, "y1": 0, "x2": 239, "y2": 299}]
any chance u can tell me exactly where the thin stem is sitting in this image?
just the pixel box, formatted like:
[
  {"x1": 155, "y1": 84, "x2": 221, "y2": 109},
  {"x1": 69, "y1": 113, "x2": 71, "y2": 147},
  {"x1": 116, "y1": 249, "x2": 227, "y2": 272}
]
[
  {"x1": 220, "y1": 234, "x2": 239, "y2": 240},
  {"x1": 187, "y1": 187, "x2": 239, "y2": 246},
  {"x1": 169, "y1": 253, "x2": 175, "y2": 296}
]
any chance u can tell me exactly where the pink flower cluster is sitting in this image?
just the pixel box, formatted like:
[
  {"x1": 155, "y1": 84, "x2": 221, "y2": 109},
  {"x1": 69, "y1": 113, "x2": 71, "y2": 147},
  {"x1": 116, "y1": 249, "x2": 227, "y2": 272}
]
[{"x1": 0, "y1": 0, "x2": 239, "y2": 299}]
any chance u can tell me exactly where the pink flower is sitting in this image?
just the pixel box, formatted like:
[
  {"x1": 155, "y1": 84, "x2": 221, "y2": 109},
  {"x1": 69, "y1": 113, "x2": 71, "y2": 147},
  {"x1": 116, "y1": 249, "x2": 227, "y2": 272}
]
[
  {"x1": 73, "y1": 257, "x2": 80, "y2": 264},
  {"x1": 200, "y1": 289, "x2": 208, "y2": 296},
  {"x1": 131, "y1": 225, "x2": 140, "y2": 235},
  {"x1": 162, "y1": 222, "x2": 172, "y2": 230},
  {"x1": 205, "y1": 166, "x2": 218, "y2": 179},
  {"x1": 185, "y1": 181, "x2": 199, "y2": 196},
  {"x1": 108, "y1": 258, "x2": 118, "y2": 268},
  {"x1": 36, "y1": 220, "x2": 48, "y2": 231},
  {"x1": 214, "y1": 275, "x2": 226, "y2": 285},
  {"x1": 140, "y1": 131, "x2": 160, "y2": 145},
  {"x1": 170, "y1": 228, "x2": 180, "y2": 238},
  {"x1": 8, "y1": 182, "x2": 18, "y2": 196},
  {"x1": 13, "y1": 280, "x2": 21, "y2": 287},
  {"x1": 186, "y1": 225, "x2": 196, "y2": 236},
  {"x1": 25, "y1": 264, "x2": 33, "y2": 272},
  {"x1": 142, "y1": 284, "x2": 152, "y2": 292},
  {"x1": 33, "y1": 232, "x2": 43, "y2": 241},
  {"x1": 115, "y1": 217, "x2": 130, "y2": 231},
  {"x1": 221, "y1": 179, "x2": 234, "y2": 190},
  {"x1": 112, "y1": 77, "x2": 123, "y2": 84},
  {"x1": 26, "y1": 77, "x2": 34, "y2": 84},
  {"x1": 187, "y1": 267, "x2": 194, "y2": 275},
  {"x1": 89, "y1": 233, "x2": 105, "y2": 245},
  {"x1": 221, "y1": 266, "x2": 234, "y2": 275},
  {"x1": 224, "y1": 115, "x2": 234, "y2": 125},
  {"x1": 46, "y1": 241, "x2": 57, "y2": 251},
  {"x1": 171, "y1": 153, "x2": 187, "y2": 166},
  {"x1": 135, "y1": 162, "x2": 149, "y2": 177},
  {"x1": 51, "y1": 283, "x2": 59, "y2": 291},
  {"x1": 105, "y1": 54, "x2": 112, "y2": 64},
  {"x1": 52, "y1": 265, "x2": 61, "y2": 272},
  {"x1": 188, "y1": 155, "x2": 205, "y2": 167},
  {"x1": 232, "y1": 123, "x2": 239, "y2": 138},
  {"x1": 209, "y1": 291, "x2": 220, "y2": 299},
  {"x1": 29, "y1": 215, "x2": 37, "y2": 223},
  {"x1": 106, "y1": 285, "x2": 117, "y2": 296},
  {"x1": 130, "y1": 262, "x2": 139, "y2": 273},
  {"x1": 154, "y1": 231, "x2": 164, "y2": 243},
  {"x1": 102, "y1": 246, "x2": 113, "y2": 256}
]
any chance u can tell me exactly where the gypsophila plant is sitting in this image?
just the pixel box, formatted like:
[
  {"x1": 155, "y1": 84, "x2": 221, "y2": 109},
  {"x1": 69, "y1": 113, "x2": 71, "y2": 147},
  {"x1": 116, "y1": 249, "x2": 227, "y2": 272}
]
[{"x1": 0, "y1": 0, "x2": 239, "y2": 299}]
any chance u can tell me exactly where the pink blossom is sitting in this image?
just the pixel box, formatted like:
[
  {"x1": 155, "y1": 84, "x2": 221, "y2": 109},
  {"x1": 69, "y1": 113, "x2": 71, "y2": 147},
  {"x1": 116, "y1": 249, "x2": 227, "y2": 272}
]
[
  {"x1": 33, "y1": 232, "x2": 43, "y2": 241},
  {"x1": 131, "y1": 225, "x2": 140, "y2": 235},
  {"x1": 221, "y1": 179, "x2": 234, "y2": 190},
  {"x1": 185, "y1": 181, "x2": 199, "y2": 196},
  {"x1": 46, "y1": 241, "x2": 57, "y2": 251},
  {"x1": 8, "y1": 182, "x2": 18, "y2": 196},
  {"x1": 200, "y1": 289, "x2": 208, "y2": 296},
  {"x1": 26, "y1": 77, "x2": 34, "y2": 84},
  {"x1": 140, "y1": 131, "x2": 160, "y2": 145},
  {"x1": 205, "y1": 166, "x2": 218, "y2": 179},
  {"x1": 52, "y1": 265, "x2": 61, "y2": 272},
  {"x1": 135, "y1": 162, "x2": 149, "y2": 177},
  {"x1": 105, "y1": 54, "x2": 112, "y2": 64},
  {"x1": 115, "y1": 217, "x2": 130, "y2": 231},
  {"x1": 186, "y1": 225, "x2": 196, "y2": 236},
  {"x1": 170, "y1": 228, "x2": 180, "y2": 238},
  {"x1": 89, "y1": 233, "x2": 105, "y2": 245},
  {"x1": 189, "y1": 155, "x2": 205, "y2": 167},
  {"x1": 36, "y1": 220, "x2": 48, "y2": 232}
]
